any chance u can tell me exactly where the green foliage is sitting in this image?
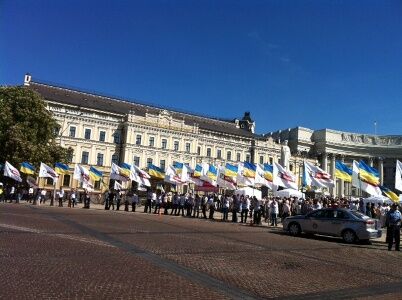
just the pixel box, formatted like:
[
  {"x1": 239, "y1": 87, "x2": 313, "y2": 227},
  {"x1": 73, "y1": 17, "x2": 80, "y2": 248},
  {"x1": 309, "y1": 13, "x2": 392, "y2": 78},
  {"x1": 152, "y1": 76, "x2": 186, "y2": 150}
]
[{"x1": 0, "y1": 86, "x2": 72, "y2": 167}]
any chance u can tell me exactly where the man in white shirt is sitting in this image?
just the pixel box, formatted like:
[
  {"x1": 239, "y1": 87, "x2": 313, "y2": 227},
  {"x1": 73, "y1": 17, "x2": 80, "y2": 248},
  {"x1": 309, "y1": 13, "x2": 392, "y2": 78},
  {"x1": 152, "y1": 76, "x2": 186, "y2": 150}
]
[{"x1": 270, "y1": 199, "x2": 279, "y2": 226}]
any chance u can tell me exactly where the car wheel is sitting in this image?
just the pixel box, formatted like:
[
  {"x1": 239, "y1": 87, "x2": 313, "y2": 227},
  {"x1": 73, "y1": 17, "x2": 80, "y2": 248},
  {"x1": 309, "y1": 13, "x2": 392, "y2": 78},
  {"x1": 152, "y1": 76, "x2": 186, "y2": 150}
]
[
  {"x1": 342, "y1": 229, "x2": 356, "y2": 244},
  {"x1": 288, "y1": 223, "x2": 301, "y2": 236}
]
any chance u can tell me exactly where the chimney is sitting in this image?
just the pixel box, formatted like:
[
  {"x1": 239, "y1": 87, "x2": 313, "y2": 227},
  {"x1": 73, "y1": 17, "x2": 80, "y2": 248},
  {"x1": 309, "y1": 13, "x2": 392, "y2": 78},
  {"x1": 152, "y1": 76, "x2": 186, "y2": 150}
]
[{"x1": 24, "y1": 73, "x2": 32, "y2": 86}]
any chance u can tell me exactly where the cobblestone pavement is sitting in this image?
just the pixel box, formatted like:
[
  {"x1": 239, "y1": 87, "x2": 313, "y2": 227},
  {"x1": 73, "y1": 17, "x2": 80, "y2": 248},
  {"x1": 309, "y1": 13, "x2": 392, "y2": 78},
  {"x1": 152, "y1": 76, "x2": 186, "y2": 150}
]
[{"x1": 0, "y1": 202, "x2": 401, "y2": 299}]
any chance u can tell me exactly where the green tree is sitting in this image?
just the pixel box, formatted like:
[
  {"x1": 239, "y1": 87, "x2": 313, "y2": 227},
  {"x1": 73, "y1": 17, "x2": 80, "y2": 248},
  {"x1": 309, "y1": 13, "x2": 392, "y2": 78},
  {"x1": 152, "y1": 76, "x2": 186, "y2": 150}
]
[{"x1": 0, "y1": 86, "x2": 72, "y2": 168}]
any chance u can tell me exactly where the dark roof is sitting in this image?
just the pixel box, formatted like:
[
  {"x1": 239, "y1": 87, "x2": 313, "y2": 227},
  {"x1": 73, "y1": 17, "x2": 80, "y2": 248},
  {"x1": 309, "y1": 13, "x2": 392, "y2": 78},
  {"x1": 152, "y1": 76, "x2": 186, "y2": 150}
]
[{"x1": 28, "y1": 80, "x2": 257, "y2": 138}]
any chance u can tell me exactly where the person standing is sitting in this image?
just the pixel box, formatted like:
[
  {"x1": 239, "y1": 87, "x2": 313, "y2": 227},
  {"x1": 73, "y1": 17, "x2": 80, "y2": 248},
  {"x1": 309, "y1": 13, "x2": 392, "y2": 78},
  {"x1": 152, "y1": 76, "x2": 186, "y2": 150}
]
[
  {"x1": 240, "y1": 196, "x2": 250, "y2": 223},
  {"x1": 9, "y1": 185, "x2": 15, "y2": 203},
  {"x1": 71, "y1": 189, "x2": 77, "y2": 208},
  {"x1": 116, "y1": 192, "x2": 122, "y2": 211},
  {"x1": 208, "y1": 195, "x2": 215, "y2": 220},
  {"x1": 222, "y1": 195, "x2": 230, "y2": 221},
  {"x1": 270, "y1": 199, "x2": 279, "y2": 227},
  {"x1": 144, "y1": 189, "x2": 152, "y2": 213},
  {"x1": 232, "y1": 194, "x2": 239, "y2": 223},
  {"x1": 385, "y1": 203, "x2": 401, "y2": 251},
  {"x1": 0, "y1": 183, "x2": 4, "y2": 203},
  {"x1": 201, "y1": 195, "x2": 208, "y2": 219},
  {"x1": 170, "y1": 193, "x2": 179, "y2": 215},
  {"x1": 40, "y1": 189, "x2": 47, "y2": 205},
  {"x1": 124, "y1": 192, "x2": 130, "y2": 212},
  {"x1": 193, "y1": 194, "x2": 201, "y2": 218},
  {"x1": 108, "y1": 191, "x2": 115, "y2": 210},
  {"x1": 178, "y1": 194, "x2": 186, "y2": 216},
  {"x1": 58, "y1": 188, "x2": 64, "y2": 207},
  {"x1": 282, "y1": 200, "x2": 291, "y2": 223}
]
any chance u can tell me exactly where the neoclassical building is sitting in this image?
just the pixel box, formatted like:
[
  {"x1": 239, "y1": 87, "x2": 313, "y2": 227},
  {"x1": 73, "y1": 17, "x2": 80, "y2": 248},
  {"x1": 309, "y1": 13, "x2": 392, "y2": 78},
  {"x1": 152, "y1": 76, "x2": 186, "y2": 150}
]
[{"x1": 23, "y1": 74, "x2": 401, "y2": 197}]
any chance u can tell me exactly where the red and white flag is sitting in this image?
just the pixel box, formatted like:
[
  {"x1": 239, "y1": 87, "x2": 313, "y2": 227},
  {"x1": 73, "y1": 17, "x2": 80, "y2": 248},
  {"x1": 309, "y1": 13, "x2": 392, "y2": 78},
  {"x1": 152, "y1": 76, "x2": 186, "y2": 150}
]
[
  {"x1": 304, "y1": 161, "x2": 334, "y2": 188},
  {"x1": 4, "y1": 161, "x2": 22, "y2": 182},
  {"x1": 39, "y1": 162, "x2": 58, "y2": 183},
  {"x1": 273, "y1": 162, "x2": 298, "y2": 190}
]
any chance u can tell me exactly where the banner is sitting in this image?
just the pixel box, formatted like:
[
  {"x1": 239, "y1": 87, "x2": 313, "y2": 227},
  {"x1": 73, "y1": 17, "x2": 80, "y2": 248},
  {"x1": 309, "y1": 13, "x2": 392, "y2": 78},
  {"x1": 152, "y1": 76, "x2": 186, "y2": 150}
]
[
  {"x1": 39, "y1": 162, "x2": 58, "y2": 182},
  {"x1": 304, "y1": 161, "x2": 334, "y2": 188},
  {"x1": 4, "y1": 161, "x2": 22, "y2": 182},
  {"x1": 273, "y1": 162, "x2": 298, "y2": 190}
]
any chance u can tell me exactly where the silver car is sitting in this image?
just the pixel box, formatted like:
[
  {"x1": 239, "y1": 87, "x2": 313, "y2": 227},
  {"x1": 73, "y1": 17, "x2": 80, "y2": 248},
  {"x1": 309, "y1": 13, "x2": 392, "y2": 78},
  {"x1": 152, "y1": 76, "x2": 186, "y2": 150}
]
[{"x1": 283, "y1": 208, "x2": 382, "y2": 243}]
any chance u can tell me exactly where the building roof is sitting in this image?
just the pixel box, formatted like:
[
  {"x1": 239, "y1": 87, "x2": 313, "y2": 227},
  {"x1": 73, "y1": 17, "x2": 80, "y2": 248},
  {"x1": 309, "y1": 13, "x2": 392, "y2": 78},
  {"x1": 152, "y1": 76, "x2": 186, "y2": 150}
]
[{"x1": 27, "y1": 80, "x2": 257, "y2": 138}]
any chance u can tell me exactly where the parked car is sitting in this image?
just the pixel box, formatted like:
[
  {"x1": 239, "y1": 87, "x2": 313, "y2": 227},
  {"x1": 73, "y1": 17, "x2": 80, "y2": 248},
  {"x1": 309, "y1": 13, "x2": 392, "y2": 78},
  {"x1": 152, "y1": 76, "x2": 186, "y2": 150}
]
[{"x1": 283, "y1": 208, "x2": 382, "y2": 243}]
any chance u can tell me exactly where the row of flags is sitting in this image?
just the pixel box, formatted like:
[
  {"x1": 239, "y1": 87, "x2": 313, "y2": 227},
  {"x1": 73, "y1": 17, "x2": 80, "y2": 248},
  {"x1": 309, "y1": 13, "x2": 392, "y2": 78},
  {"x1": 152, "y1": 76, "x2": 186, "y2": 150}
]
[{"x1": 2, "y1": 159, "x2": 402, "y2": 202}]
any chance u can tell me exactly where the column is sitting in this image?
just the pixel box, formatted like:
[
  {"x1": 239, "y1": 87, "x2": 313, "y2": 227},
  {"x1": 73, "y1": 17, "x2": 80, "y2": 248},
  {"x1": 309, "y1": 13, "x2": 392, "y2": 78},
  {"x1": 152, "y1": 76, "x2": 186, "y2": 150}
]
[
  {"x1": 378, "y1": 157, "x2": 384, "y2": 185},
  {"x1": 339, "y1": 155, "x2": 345, "y2": 198},
  {"x1": 321, "y1": 153, "x2": 328, "y2": 172},
  {"x1": 369, "y1": 157, "x2": 374, "y2": 167},
  {"x1": 329, "y1": 154, "x2": 336, "y2": 197}
]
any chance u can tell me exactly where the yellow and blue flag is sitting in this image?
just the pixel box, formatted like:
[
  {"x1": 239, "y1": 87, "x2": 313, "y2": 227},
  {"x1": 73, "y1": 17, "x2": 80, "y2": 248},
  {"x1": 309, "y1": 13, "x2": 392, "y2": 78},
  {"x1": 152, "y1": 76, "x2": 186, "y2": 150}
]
[
  {"x1": 335, "y1": 161, "x2": 352, "y2": 182},
  {"x1": 380, "y1": 186, "x2": 399, "y2": 202},
  {"x1": 173, "y1": 162, "x2": 184, "y2": 174},
  {"x1": 55, "y1": 162, "x2": 69, "y2": 175},
  {"x1": 193, "y1": 164, "x2": 203, "y2": 178},
  {"x1": 148, "y1": 164, "x2": 165, "y2": 179},
  {"x1": 243, "y1": 162, "x2": 256, "y2": 178},
  {"x1": 224, "y1": 163, "x2": 238, "y2": 178},
  {"x1": 120, "y1": 163, "x2": 131, "y2": 178},
  {"x1": 358, "y1": 160, "x2": 380, "y2": 187},
  {"x1": 207, "y1": 164, "x2": 218, "y2": 181},
  {"x1": 20, "y1": 162, "x2": 35, "y2": 175},
  {"x1": 89, "y1": 166, "x2": 103, "y2": 182},
  {"x1": 263, "y1": 164, "x2": 273, "y2": 182}
]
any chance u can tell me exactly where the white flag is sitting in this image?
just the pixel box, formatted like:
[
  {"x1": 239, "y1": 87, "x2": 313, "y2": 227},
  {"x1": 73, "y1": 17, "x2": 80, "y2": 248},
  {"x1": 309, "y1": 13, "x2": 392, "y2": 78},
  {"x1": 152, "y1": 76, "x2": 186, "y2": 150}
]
[
  {"x1": 131, "y1": 165, "x2": 151, "y2": 187},
  {"x1": 273, "y1": 162, "x2": 298, "y2": 190},
  {"x1": 217, "y1": 166, "x2": 236, "y2": 190},
  {"x1": 110, "y1": 163, "x2": 130, "y2": 182},
  {"x1": 39, "y1": 162, "x2": 58, "y2": 182},
  {"x1": 73, "y1": 164, "x2": 90, "y2": 183},
  {"x1": 114, "y1": 180, "x2": 123, "y2": 191},
  {"x1": 352, "y1": 160, "x2": 381, "y2": 196},
  {"x1": 165, "y1": 165, "x2": 185, "y2": 185},
  {"x1": 254, "y1": 164, "x2": 274, "y2": 189},
  {"x1": 396, "y1": 160, "x2": 402, "y2": 192},
  {"x1": 236, "y1": 162, "x2": 255, "y2": 187},
  {"x1": 4, "y1": 161, "x2": 22, "y2": 182},
  {"x1": 304, "y1": 161, "x2": 334, "y2": 188}
]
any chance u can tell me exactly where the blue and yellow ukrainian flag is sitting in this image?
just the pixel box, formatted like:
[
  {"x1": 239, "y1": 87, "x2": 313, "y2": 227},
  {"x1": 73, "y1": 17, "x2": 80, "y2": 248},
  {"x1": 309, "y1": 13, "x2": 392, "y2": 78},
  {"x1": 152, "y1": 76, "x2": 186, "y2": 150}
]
[
  {"x1": 55, "y1": 162, "x2": 69, "y2": 175},
  {"x1": 148, "y1": 164, "x2": 165, "y2": 179},
  {"x1": 335, "y1": 161, "x2": 352, "y2": 182},
  {"x1": 243, "y1": 162, "x2": 256, "y2": 178},
  {"x1": 173, "y1": 162, "x2": 184, "y2": 174},
  {"x1": 263, "y1": 164, "x2": 273, "y2": 182},
  {"x1": 120, "y1": 163, "x2": 131, "y2": 178},
  {"x1": 193, "y1": 164, "x2": 203, "y2": 178},
  {"x1": 224, "y1": 163, "x2": 238, "y2": 178},
  {"x1": 207, "y1": 164, "x2": 218, "y2": 181},
  {"x1": 358, "y1": 160, "x2": 380, "y2": 186},
  {"x1": 380, "y1": 186, "x2": 399, "y2": 202},
  {"x1": 89, "y1": 166, "x2": 103, "y2": 182},
  {"x1": 20, "y1": 162, "x2": 35, "y2": 175}
]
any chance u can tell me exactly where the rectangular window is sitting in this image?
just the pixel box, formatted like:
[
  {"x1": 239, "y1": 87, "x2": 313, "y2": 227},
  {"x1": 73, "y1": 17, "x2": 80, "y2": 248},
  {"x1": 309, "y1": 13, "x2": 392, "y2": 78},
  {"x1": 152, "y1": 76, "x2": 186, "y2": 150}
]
[
  {"x1": 217, "y1": 149, "x2": 222, "y2": 159},
  {"x1": 99, "y1": 130, "x2": 106, "y2": 142},
  {"x1": 62, "y1": 174, "x2": 70, "y2": 187},
  {"x1": 113, "y1": 132, "x2": 120, "y2": 144},
  {"x1": 260, "y1": 156, "x2": 264, "y2": 164},
  {"x1": 269, "y1": 157, "x2": 273, "y2": 165},
  {"x1": 81, "y1": 151, "x2": 89, "y2": 164},
  {"x1": 185, "y1": 143, "x2": 191, "y2": 153},
  {"x1": 111, "y1": 154, "x2": 119, "y2": 164},
  {"x1": 69, "y1": 126, "x2": 76, "y2": 138},
  {"x1": 133, "y1": 156, "x2": 140, "y2": 167},
  {"x1": 197, "y1": 146, "x2": 201, "y2": 156},
  {"x1": 207, "y1": 148, "x2": 211, "y2": 157},
  {"x1": 237, "y1": 153, "x2": 241, "y2": 162},
  {"x1": 160, "y1": 159, "x2": 166, "y2": 170},
  {"x1": 149, "y1": 136, "x2": 155, "y2": 147},
  {"x1": 46, "y1": 177, "x2": 53, "y2": 185},
  {"x1": 147, "y1": 158, "x2": 153, "y2": 166},
  {"x1": 161, "y1": 139, "x2": 167, "y2": 149},
  {"x1": 97, "y1": 153, "x2": 104, "y2": 166},
  {"x1": 227, "y1": 151, "x2": 232, "y2": 161},
  {"x1": 246, "y1": 154, "x2": 250, "y2": 162},
  {"x1": 67, "y1": 151, "x2": 73, "y2": 163},
  {"x1": 94, "y1": 180, "x2": 101, "y2": 190},
  {"x1": 136, "y1": 135, "x2": 142, "y2": 145},
  {"x1": 174, "y1": 141, "x2": 179, "y2": 151},
  {"x1": 84, "y1": 128, "x2": 91, "y2": 140}
]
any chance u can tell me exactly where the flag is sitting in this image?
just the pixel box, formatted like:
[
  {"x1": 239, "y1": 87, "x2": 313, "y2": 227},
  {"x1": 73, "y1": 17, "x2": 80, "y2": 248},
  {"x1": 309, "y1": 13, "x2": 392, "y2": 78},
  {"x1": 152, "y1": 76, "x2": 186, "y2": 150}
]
[
  {"x1": 131, "y1": 165, "x2": 151, "y2": 187},
  {"x1": 380, "y1": 186, "x2": 399, "y2": 202},
  {"x1": 89, "y1": 166, "x2": 103, "y2": 182},
  {"x1": 55, "y1": 162, "x2": 69, "y2": 175},
  {"x1": 217, "y1": 166, "x2": 236, "y2": 189},
  {"x1": 110, "y1": 163, "x2": 130, "y2": 182},
  {"x1": 39, "y1": 162, "x2": 58, "y2": 182},
  {"x1": 255, "y1": 164, "x2": 273, "y2": 189},
  {"x1": 114, "y1": 180, "x2": 123, "y2": 191},
  {"x1": 352, "y1": 160, "x2": 381, "y2": 196},
  {"x1": 207, "y1": 164, "x2": 218, "y2": 181},
  {"x1": 224, "y1": 163, "x2": 238, "y2": 179},
  {"x1": 20, "y1": 162, "x2": 35, "y2": 175},
  {"x1": 26, "y1": 176, "x2": 38, "y2": 188},
  {"x1": 304, "y1": 161, "x2": 334, "y2": 189},
  {"x1": 73, "y1": 164, "x2": 90, "y2": 184},
  {"x1": 263, "y1": 164, "x2": 273, "y2": 182},
  {"x1": 396, "y1": 160, "x2": 402, "y2": 192},
  {"x1": 148, "y1": 164, "x2": 165, "y2": 179},
  {"x1": 272, "y1": 162, "x2": 298, "y2": 190},
  {"x1": 193, "y1": 164, "x2": 203, "y2": 178},
  {"x1": 165, "y1": 165, "x2": 183, "y2": 184},
  {"x1": 120, "y1": 163, "x2": 132, "y2": 178},
  {"x1": 173, "y1": 162, "x2": 190, "y2": 182},
  {"x1": 4, "y1": 161, "x2": 22, "y2": 182},
  {"x1": 335, "y1": 161, "x2": 352, "y2": 182},
  {"x1": 243, "y1": 162, "x2": 256, "y2": 178},
  {"x1": 236, "y1": 162, "x2": 255, "y2": 186}
]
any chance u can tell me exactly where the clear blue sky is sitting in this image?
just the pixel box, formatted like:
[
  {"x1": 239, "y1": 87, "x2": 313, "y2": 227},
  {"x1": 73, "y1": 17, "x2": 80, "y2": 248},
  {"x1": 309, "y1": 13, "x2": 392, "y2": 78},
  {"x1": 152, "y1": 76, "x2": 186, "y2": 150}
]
[{"x1": 1, "y1": 0, "x2": 402, "y2": 135}]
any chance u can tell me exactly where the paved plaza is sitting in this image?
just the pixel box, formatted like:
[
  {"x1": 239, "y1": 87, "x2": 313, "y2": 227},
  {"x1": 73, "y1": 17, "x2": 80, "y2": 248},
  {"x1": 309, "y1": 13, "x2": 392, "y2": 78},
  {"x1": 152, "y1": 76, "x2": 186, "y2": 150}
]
[{"x1": 0, "y1": 203, "x2": 401, "y2": 299}]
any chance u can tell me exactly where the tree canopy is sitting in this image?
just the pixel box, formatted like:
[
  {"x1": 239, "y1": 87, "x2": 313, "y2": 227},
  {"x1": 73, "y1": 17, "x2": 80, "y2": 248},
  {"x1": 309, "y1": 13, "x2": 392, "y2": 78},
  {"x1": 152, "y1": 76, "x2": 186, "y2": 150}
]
[{"x1": 0, "y1": 86, "x2": 71, "y2": 168}]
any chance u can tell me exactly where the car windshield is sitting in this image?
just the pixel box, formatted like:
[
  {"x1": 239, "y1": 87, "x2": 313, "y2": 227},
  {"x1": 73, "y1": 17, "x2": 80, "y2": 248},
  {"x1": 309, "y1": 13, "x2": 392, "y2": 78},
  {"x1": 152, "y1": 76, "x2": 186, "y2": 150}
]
[{"x1": 350, "y1": 211, "x2": 367, "y2": 219}]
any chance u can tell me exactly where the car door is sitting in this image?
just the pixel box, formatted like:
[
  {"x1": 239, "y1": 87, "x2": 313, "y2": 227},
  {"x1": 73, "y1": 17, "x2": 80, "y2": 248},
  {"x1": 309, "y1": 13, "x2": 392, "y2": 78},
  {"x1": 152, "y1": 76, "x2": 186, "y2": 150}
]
[
  {"x1": 303, "y1": 210, "x2": 327, "y2": 234},
  {"x1": 324, "y1": 209, "x2": 349, "y2": 236}
]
